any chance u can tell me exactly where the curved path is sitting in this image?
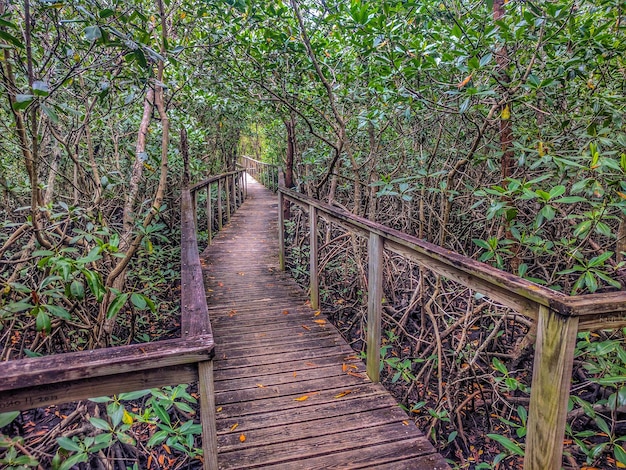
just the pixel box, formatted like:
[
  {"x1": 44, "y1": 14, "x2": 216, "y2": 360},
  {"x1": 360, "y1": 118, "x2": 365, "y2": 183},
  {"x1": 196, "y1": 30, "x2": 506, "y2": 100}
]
[{"x1": 202, "y1": 177, "x2": 449, "y2": 469}]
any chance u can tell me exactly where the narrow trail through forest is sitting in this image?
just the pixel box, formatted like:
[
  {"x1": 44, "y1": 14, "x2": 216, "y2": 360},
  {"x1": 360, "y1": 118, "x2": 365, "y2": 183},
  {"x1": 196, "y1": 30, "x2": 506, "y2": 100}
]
[{"x1": 200, "y1": 176, "x2": 449, "y2": 469}]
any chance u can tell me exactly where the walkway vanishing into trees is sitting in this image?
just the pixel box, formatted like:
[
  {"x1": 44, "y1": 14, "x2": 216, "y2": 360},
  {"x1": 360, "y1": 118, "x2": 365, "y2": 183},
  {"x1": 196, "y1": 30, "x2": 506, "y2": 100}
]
[{"x1": 202, "y1": 177, "x2": 449, "y2": 469}]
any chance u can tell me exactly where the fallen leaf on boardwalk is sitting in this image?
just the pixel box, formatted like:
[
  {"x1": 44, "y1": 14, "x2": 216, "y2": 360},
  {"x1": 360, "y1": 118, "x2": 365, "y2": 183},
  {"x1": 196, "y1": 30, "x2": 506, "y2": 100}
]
[
  {"x1": 230, "y1": 423, "x2": 239, "y2": 432},
  {"x1": 347, "y1": 371, "x2": 365, "y2": 379},
  {"x1": 301, "y1": 324, "x2": 311, "y2": 331},
  {"x1": 342, "y1": 363, "x2": 347, "y2": 372},
  {"x1": 256, "y1": 384, "x2": 266, "y2": 388},
  {"x1": 334, "y1": 390, "x2": 352, "y2": 398},
  {"x1": 282, "y1": 310, "x2": 289, "y2": 315},
  {"x1": 402, "y1": 420, "x2": 409, "y2": 426},
  {"x1": 344, "y1": 355, "x2": 358, "y2": 361},
  {"x1": 228, "y1": 309, "x2": 237, "y2": 317},
  {"x1": 293, "y1": 371, "x2": 297, "y2": 377},
  {"x1": 237, "y1": 272, "x2": 245, "y2": 276},
  {"x1": 305, "y1": 362, "x2": 316, "y2": 367},
  {"x1": 313, "y1": 310, "x2": 321, "y2": 316},
  {"x1": 294, "y1": 395, "x2": 309, "y2": 401},
  {"x1": 347, "y1": 364, "x2": 358, "y2": 370},
  {"x1": 216, "y1": 407, "x2": 223, "y2": 412},
  {"x1": 239, "y1": 434, "x2": 246, "y2": 442},
  {"x1": 218, "y1": 282, "x2": 224, "y2": 287},
  {"x1": 313, "y1": 319, "x2": 326, "y2": 325}
]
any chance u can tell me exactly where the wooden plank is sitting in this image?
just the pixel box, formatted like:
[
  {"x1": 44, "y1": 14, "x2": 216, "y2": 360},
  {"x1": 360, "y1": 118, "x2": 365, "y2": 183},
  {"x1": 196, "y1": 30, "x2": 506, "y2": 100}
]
[
  {"x1": 217, "y1": 422, "x2": 432, "y2": 469},
  {"x1": 524, "y1": 306, "x2": 579, "y2": 470},
  {"x1": 0, "y1": 363, "x2": 198, "y2": 413},
  {"x1": 0, "y1": 335, "x2": 213, "y2": 392},
  {"x1": 309, "y1": 204, "x2": 319, "y2": 310},
  {"x1": 367, "y1": 232, "x2": 383, "y2": 382},
  {"x1": 199, "y1": 361, "x2": 219, "y2": 470},
  {"x1": 217, "y1": 178, "x2": 223, "y2": 230}
]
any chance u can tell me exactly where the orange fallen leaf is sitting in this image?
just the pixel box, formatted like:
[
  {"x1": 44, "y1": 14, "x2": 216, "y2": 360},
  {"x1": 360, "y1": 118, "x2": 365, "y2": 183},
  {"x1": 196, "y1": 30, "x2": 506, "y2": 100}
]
[
  {"x1": 239, "y1": 433, "x2": 246, "y2": 442},
  {"x1": 294, "y1": 395, "x2": 309, "y2": 401},
  {"x1": 147, "y1": 455, "x2": 153, "y2": 468},
  {"x1": 158, "y1": 454, "x2": 165, "y2": 465},
  {"x1": 163, "y1": 443, "x2": 171, "y2": 454},
  {"x1": 313, "y1": 310, "x2": 321, "y2": 316},
  {"x1": 293, "y1": 371, "x2": 297, "y2": 377},
  {"x1": 256, "y1": 384, "x2": 266, "y2": 388},
  {"x1": 348, "y1": 364, "x2": 358, "y2": 370},
  {"x1": 457, "y1": 73, "x2": 473, "y2": 88},
  {"x1": 342, "y1": 363, "x2": 347, "y2": 372},
  {"x1": 334, "y1": 390, "x2": 352, "y2": 398},
  {"x1": 230, "y1": 423, "x2": 239, "y2": 432},
  {"x1": 218, "y1": 282, "x2": 224, "y2": 287},
  {"x1": 344, "y1": 355, "x2": 358, "y2": 361},
  {"x1": 313, "y1": 319, "x2": 326, "y2": 325},
  {"x1": 347, "y1": 371, "x2": 365, "y2": 379},
  {"x1": 301, "y1": 325, "x2": 311, "y2": 331},
  {"x1": 217, "y1": 407, "x2": 223, "y2": 412},
  {"x1": 402, "y1": 420, "x2": 409, "y2": 426},
  {"x1": 228, "y1": 309, "x2": 237, "y2": 317},
  {"x1": 282, "y1": 310, "x2": 289, "y2": 315},
  {"x1": 305, "y1": 362, "x2": 316, "y2": 366}
]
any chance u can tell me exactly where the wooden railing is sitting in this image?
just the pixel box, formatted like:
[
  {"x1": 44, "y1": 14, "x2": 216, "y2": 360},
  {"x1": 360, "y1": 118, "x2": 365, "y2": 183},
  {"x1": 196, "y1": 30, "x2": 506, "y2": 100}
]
[
  {"x1": 240, "y1": 155, "x2": 280, "y2": 192},
  {"x1": 189, "y1": 170, "x2": 246, "y2": 246},
  {"x1": 277, "y1": 187, "x2": 626, "y2": 470},
  {"x1": 0, "y1": 170, "x2": 249, "y2": 469}
]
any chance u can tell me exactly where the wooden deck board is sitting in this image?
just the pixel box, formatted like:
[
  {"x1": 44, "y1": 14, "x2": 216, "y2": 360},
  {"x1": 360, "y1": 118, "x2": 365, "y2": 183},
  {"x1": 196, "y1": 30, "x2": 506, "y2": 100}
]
[{"x1": 202, "y1": 177, "x2": 449, "y2": 469}]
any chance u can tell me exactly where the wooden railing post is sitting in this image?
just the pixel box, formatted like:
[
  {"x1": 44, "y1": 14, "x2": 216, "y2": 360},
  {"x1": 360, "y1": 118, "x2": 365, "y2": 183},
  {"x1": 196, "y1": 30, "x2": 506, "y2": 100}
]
[
  {"x1": 198, "y1": 361, "x2": 218, "y2": 470},
  {"x1": 191, "y1": 190, "x2": 198, "y2": 231},
  {"x1": 524, "y1": 306, "x2": 579, "y2": 470},
  {"x1": 217, "y1": 179, "x2": 223, "y2": 230},
  {"x1": 231, "y1": 174, "x2": 236, "y2": 210},
  {"x1": 366, "y1": 232, "x2": 383, "y2": 382},
  {"x1": 309, "y1": 205, "x2": 319, "y2": 310},
  {"x1": 278, "y1": 191, "x2": 285, "y2": 271},
  {"x1": 206, "y1": 184, "x2": 213, "y2": 246},
  {"x1": 224, "y1": 176, "x2": 231, "y2": 222}
]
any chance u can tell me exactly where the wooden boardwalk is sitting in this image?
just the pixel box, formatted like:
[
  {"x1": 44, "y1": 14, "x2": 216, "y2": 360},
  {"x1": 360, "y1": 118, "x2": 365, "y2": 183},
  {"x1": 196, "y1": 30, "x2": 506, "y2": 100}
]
[{"x1": 201, "y1": 177, "x2": 449, "y2": 469}]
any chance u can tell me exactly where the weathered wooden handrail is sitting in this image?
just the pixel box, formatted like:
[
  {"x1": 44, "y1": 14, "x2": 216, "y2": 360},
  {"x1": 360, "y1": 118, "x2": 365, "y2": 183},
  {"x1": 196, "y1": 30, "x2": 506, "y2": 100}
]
[
  {"x1": 277, "y1": 187, "x2": 626, "y2": 470},
  {"x1": 189, "y1": 169, "x2": 246, "y2": 247},
  {"x1": 241, "y1": 155, "x2": 280, "y2": 192}
]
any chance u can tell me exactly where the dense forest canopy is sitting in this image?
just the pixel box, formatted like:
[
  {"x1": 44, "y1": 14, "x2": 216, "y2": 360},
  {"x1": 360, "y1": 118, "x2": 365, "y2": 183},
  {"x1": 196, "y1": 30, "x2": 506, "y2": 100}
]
[{"x1": 0, "y1": 0, "x2": 625, "y2": 468}]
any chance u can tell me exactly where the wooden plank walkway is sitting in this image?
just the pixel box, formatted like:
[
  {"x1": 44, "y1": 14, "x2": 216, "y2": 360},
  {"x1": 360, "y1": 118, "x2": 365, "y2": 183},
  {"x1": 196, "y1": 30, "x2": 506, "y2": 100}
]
[{"x1": 201, "y1": 177, "x2": 449, "y2": 469}]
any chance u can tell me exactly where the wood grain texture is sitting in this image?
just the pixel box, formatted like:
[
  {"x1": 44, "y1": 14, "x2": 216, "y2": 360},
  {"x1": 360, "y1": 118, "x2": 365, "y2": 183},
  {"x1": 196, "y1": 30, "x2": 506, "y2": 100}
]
[
  {"x1": 203, "y1": 176, "x2": 448, "y2": 469},
  {"x1": 366, "y1": 232, "x2": 383, "y2": 382},
  {"x1": 525, "y1": 306, "x2": 579, "y2": 470}
]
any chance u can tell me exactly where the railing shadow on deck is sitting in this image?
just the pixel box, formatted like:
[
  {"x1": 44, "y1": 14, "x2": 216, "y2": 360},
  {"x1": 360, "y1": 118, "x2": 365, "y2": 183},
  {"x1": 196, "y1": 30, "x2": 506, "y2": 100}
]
[
  {"x1": 0, "y1": 165, "x2": 248, "y2": 470},
  {"x1": 277, "y1": 186, "x2": 626, "y2": 470}
]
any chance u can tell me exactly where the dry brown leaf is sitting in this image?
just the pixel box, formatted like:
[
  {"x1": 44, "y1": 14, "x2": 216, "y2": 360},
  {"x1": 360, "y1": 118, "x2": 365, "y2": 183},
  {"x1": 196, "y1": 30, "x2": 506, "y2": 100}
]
[
  {"x1": 293, "y1": 371, "x2": 297, "y2": 377},
  {"x1": 402, "y1": 420, "x2": 409, "y2": 426},
  {"x1": 334, "y1": 390, "x2": 352, "y2": 398},
  {"x1": 282, "y1": 310, "x2": 289, "y2": 315},
  {"x1": 313, "y1": 319, "x2": 326, "y2": 325},
  {"x1": 230, "y1": 423, "x2": 239, "y2": 432},
  {"x1": 216, "y1": 407, "x2": 223, "y2": 412},
  {"x1": 294, "y1": 395, "x2": 309, "y2": 401},
  {"x1": 228, "y1": 309, "x2": 237, "y2": 317},
  {"x1": 457, "y1": 73, "x2": 473, "y2": 88},
  {"x1": 256, "y1": 384, "x2": 266, "y2": 388},
  {"x1": 163, "y1": 443, "x2": 171, "y2": 454},
  {"x1": 301, "y1": 324, "x2": 311, "y2": 331},
  {"x1": 347, "y1": 371, "x2": 365, "y2": 379},
  {"x1": 239, "y1": 433, "x2": 246, "y2": 442},
  {"x1": 313, "y1": 310, "x2": 321, "y2": 316},
  {"x1": 342, "y1": 363, "x2": 347, "y2": 372},
  {"x1": 305, "y1": 362, "x2": 316, "y2": 367},
  {"x1": 344, "y1": 355, "x2": 358, "y2": 361}
]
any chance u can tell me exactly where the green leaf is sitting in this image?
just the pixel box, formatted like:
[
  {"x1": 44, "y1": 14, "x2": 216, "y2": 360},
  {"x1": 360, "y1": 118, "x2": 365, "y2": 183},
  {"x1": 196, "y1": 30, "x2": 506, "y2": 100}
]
[
  {"x1": 492, "y1": 357, "x2": 508, "y2": 375},
  {"x1": 32, "y1": 81, "x2": 49, "y2": 97},
  {"x1": 59, "y1": 451, "x2": 88, "y2": 470},
  {"x1": 36, "y1": 309, "x2": 51, "y2": 334},
  {"x1": 552, "y1": 196, "x2": 587, "y2": 204},
  {"x1": 70, "y1": 280, "x2": 85, "y2": 299},
  {"x1": 0, "y1": 29, "x2": 24, "y2": 48},
  {"x1": 0, "y1": 411, "x2": 19, "y2": 427},
  {"x1": 615, "y1": 444, "x2": 626, "y2": 465},
  {"x1": 147, "y1": 430, "x2": 168, "y2": 447},
  {"x1": 106, "y1": 292, "x2": 128, "y2": 319},
  {"x1": 45, "y1": 304, "x2": 71, "y2": 320},
  {"x1": 13, "y1": 94, "x2": 34, "y2": 110},
  {"x1": 41, "y1": 103, "x2": 59, "y2": 124},
  {"x1": 84, "y1": 26, "x2": 102, "y2": 41},
  {"x1": 118, "y1": 389, "x2": 151, "y2": 401},
  {"x1": 588, "y1": 251, "x2": 613, "y2": 268},
  {"x1": 131, "y1": 293, "x2": 147, "y2": 310},
  {"x1": 89, "y1": 417, "x2": 111, "y2": 431},
  {"x1": 83, "y1": 269, "x2": 104, "y2": 302},
  {"x1": 479, "y1": 53, "x2": 492, "y2": 67},
  {"x1": 487, "y1": 434, "x2": 525, "y2": 456},
  {"x1": 56, "y1": 437, "x2": 82, "y2": 452}
]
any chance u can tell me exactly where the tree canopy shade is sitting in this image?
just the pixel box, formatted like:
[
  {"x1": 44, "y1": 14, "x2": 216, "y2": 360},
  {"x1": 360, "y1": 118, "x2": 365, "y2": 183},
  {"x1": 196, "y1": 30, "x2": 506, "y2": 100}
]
[{"x1": 0, "y1": 0, "x2": 625, "y2": 468}]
